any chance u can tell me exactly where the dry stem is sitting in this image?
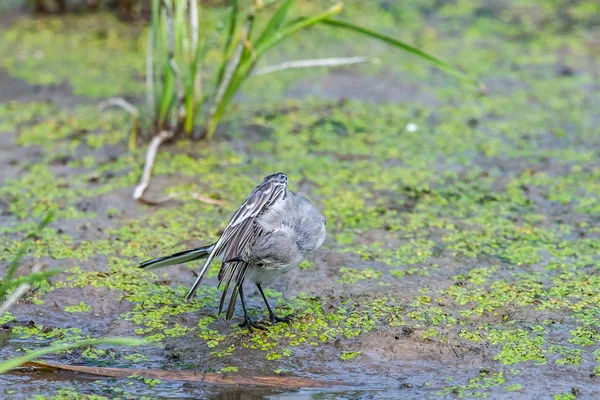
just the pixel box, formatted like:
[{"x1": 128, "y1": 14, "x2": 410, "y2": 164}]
[
  {"x1": 133, "y1": 130, "x2": 173, "y2": 202},
  {"x1": 254, "y1": 56, "x2": 376, "y2": 76}
]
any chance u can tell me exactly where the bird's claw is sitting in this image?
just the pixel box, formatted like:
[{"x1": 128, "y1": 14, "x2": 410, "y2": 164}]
[
  {"x1": 269, "y1": 313, "x2": 293, "y2": 325},
  {"x1": 239, "y1": 317, "x2": 268, "y2": 332}
]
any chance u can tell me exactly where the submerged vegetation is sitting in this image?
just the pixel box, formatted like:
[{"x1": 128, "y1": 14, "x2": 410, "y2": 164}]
[{"x1": 0, "y1": 0, "x2": 599, "y2": 397}]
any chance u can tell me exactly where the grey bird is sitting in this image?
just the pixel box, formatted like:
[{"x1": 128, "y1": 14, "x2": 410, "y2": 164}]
[{"x1": 139, "y1": 173, "x2": 326, "y2": 330}]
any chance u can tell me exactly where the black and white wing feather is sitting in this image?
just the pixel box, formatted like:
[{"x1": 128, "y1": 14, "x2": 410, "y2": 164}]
[{"x1": 184, "y1": 173, "x2": 288, "y2": 320}]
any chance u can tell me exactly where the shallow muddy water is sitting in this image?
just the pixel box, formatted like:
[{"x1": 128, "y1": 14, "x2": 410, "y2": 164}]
[{"x1": 1, "y1": 1, "x2": 599, "y2": 399}]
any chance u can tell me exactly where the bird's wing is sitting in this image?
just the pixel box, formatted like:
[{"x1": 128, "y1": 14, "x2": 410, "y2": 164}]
[{"x1": 185, "y1": 175, "x2": 288, "y2": 307}]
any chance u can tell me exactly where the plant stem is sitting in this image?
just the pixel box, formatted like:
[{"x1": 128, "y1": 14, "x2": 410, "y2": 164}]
[
  {"x1": 254, "y1": 56, "x2": 375, "y2": 75},
  {"x1": 206, "y1": 5, "x2": 255, "y2": 140},
  {"x1": 190, "y1": 0, "x2": 199, "y2": 53},
  {"x1": 133, "y1": 130, "x2": 174, "y2": 202},
  {"x1": 163, "y1": 0, "x2": 185, "y2": 129},
  {"x1": 97, "y1": 98, "x2": 140, "y2": 152},
  {"x1": 146, "y1": 23, "x2": 155, "y2": 114}
]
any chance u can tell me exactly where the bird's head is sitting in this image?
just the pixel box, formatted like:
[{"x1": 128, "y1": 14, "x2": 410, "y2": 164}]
[{"x1": 262, "y1": 172, "x2": 288, "y2": 185}]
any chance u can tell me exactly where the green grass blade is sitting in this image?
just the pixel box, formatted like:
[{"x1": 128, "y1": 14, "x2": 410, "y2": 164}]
[
  {"x1": 149, "y1": 0, "x2": 161, "y2": 114},
  {"x1": 148, "y1": 0, "x2": 159, "y2": 100},
  {"x1": 3, "y1": 211, "x2": 54, "y2": 285},
  {"x1": 0, "y1": 269, "x2": 61, "y2": 300},
  {"x1": 215, "y1": 0, "x2": 240, "y2": 92},
  {"x1": 184, "y1": 93, "x2": 195, "y2": 133},
  {"x1": 206, "y1": 4, "x2": 343, "y2": 139},
  {"x1": 151, "y1": 0, "x2": 160, "y2": 33},
  {"x1": 0, "y1": 337, "x2": 149, "y2": 375},
  {"x1": 157, "y1": 64, "x2": 175, "y2": 128},
  {"x1": 155, "y1": 5, "x2": 172, "y2": 127},
  {"x1": 223, "y1": 0, "x2": 239, "y2": 55},
  {"x1": 2, "y1": 243, "x2": 30, "y2": 288},
  {"x1": 254, "y1": 3, "x2": 343, "y2": 55},
  {"x1": 33, "y1": 211, "x2": 54, "y2": 236},
  {"x1": 253, "y1": 0, "x2": 295, "y2": 48},
  {"x1": 322, "y1": 18, "x2": 482, "y2": 88}
]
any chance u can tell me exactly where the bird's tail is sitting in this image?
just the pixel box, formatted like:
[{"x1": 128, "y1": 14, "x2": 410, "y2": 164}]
[
  {"x1": 184, "y1": 251, "x2": 217, "y2": 302},
  {"x1": 139, "y1": 243, "x2": 216, "y2": 270}
]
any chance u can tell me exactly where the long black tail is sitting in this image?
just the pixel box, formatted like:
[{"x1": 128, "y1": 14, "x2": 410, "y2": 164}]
[{"x1": 139, "y1": 243, "x2": 216, "y2": 270}]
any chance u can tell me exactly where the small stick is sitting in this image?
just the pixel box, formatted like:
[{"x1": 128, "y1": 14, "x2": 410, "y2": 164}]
[
  {"x1": 136, "y1": 193, "x2": 180, "y2": 206},
  {"x1": 19, "y1": 361, "x2": 352, "y2": 389},
  {"x1": 254, "y1": 56, "x2": 376, "y2": 76},
  {"x1": 133, "y1": 130, "x2": 173, "y2": 202},
  {"x1": 191, "y1": 193, "x2": 227, "y2": 206}
]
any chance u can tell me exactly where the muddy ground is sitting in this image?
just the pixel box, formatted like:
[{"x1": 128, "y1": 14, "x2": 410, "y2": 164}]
[{"x1": 1, "y1": 1, "x2": 599, "y2": 399}]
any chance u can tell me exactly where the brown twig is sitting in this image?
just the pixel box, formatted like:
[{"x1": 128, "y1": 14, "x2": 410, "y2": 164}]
[
  {"x1": 135, "y1": 193, "x2": 180, "y2": 206},
  {"x1": 191, "y1": 193, "x2": 227, "y2": 206},
  {"x1": 18, "y1": 362, "x2": 353, "y2": 389}
]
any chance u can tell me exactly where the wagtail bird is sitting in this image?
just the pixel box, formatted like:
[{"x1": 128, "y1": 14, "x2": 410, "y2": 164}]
[{"x1": 140, "y1": 173, "x2": 326, "y2": 331}]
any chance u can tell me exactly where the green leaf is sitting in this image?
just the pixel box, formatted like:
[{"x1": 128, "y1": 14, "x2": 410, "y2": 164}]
[
  {"x1": 223, "y1": 0, "x2": 239, "y2": 55},
  {"x1": 2, "y1": 243, "x2": 29, "y2": 288},
  {"x1": 2, "y1": 211, "x2": 54, "y2": 286},
  {"x1": 0, "y1": 337, "x2": 149, "y2": 375},
  {"x1": 254, "y1": 3, "x2": 343, "y2": 55},
  {"x1": 253, "y1": 0, "x2": 295, "y2": 48},
  {"x1": 206, "y1": 3, "x2": 344, "y2": 139},
  {"x1": 157, "y1": 65, "x2": 175, "y2": 128},
  {"x1": 322, "y1": 18, "x2": 482, "y2": 88},
  {"x1": 0, "y1": 269, "x2": 61, "y2": 300},
  {"x1": 214, "y1": 0, "x2": 240, "y2": 95}
]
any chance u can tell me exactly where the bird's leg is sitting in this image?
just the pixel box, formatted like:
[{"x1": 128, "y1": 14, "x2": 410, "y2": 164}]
[
  {"x1": 256, "y1": 283, "x2": 293, "y2": 325},
  {"x1": 238, "y1": 285, "x2": 267, "y2": 332}
]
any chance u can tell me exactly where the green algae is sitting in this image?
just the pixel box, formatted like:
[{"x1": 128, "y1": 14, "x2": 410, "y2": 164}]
[
  {"x1": 337, "y1": 267, "x2": 381, "y2": 284},
  {"x1": 487, "y1": 326, "x2": 547, "y2": 365},
  {"x1": 64, "y1": 302, "x2": 92, "y2": 313},
  {"x1": 0, "y1": 101, "x2": 55, "y2": 132},
  {"x1": 340, "y1": 351, "x2": 360, "y2": 360},
  {"x1": 554, "y1": 394, "x2": 577, "y2": 400},
  {"x1": 0, "y1": 14, "x2": 146, "y2": 97},
  {"x1": 13, "y1": 325, "x2": 85, "y2": 344},
  {"x1": 437, "y1": 370, "x2": 508, "y2": 398},
  {"x1": 352, "y1": 239, "x2": 437, "y2": 267}
]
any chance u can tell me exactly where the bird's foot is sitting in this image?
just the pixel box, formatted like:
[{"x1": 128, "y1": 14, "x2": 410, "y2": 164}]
[
  {"x1": 269, "y1": 313, "x2": 293, "y2": 325},
  {"x1": 239, "y1": 317, "x2": 268, "y2": 332}
]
